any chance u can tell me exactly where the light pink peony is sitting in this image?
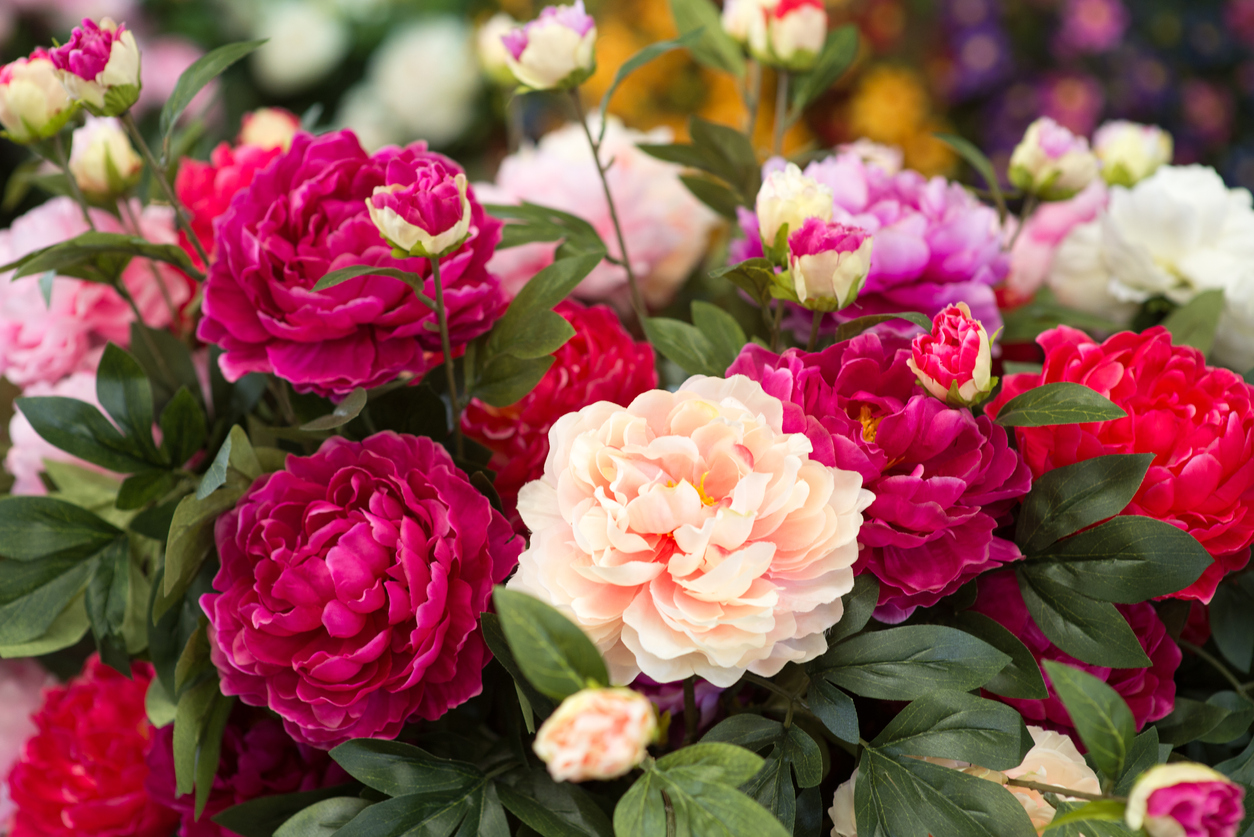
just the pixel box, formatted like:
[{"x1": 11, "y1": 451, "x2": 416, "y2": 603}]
[
  {"x1": 508, "y1": 374, "x2": 874, "y2": 687},
  {"x1": 787, "y1": 217, "x2": 872, "y2": 312},
  {"x1": 1005, "y1": 179, "x2": 1107, "y2": 303},
  {"x1": 0, "y1": 197, "x2": 190, "y2": 388},
  {"x1": 0, "y1": 660, "x2": 54, "y2": 831},
  {"x1": 5, "y1": 367, "x2": 114, "y2": 495},
  {"x1": 906, "y1": 302, "x2": 995, "y2": 407},
  {"x1": 478, "y1": 118, "x2": 719, "y2": 309},
  {"x1": 533, "y1": 687, "x2": 657, "y2": 782}
]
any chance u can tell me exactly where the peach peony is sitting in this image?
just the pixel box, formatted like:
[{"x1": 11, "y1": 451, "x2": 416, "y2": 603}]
[
  {"x1": 533, "y1": 687, "x2": 656, "y2": 782},
  {"x1": 1004, "y1": 727, "x2": 1102, "y2": 830},
  {"x1": 508, "y1": 375, "x2": 874, "y2": 688}
]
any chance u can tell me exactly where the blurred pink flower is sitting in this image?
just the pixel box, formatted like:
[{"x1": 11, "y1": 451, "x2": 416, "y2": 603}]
[
  {"x1": 0, "y1": 660, "x2": 54, "y2": 831},
  {"x1": 1005, "y1": 179, "x2": 1107, "y2": 302},
  {"x1": 5, "y1": 367, "x2": 115, "y2": 495},
  {"x1": 1054, "y1": 0, "x2": 1129, "y2": 55},
  {"x1": 1037, "y1": 72, "x2": 1105, "y2": 137}
]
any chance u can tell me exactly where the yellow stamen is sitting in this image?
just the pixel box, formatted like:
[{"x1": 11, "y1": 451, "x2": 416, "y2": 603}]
[
  {"x1": 859, "y1": 404, "x2": 885, "y2": 443},
  {"x1": 666, "y1": 473, "x2": 720, "y2": 506}
]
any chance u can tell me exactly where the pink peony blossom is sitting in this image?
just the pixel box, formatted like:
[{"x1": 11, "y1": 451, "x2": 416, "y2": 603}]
[
  {"x1": 971, "y1": 571, "x2": 1179, "y2": 733},
  {"x1": 507, "y1": 374, "x2": 874, "y2": 687},
  {"x1": 729, "y1": 331, "x2": 1031, "y2": 619},
  {"x1": 500, "y1": 1, "x2": 597, "y2": 90},
  {"x1": 48, "y1": 17, "x2": 140, "y2": 115},
  {"x1": 203, "y1": 432, "x2": 522, "y2": 748},
  {"x1": 0, "y1": 661, "x2": 54, "y2": 831},
  {"x1": 906, "y1": 302, "x2": 995, "y2": 407},
  {"x1": 478, "y1": 118, "x2": 718, "y2": 309},
  {"x1": 366, "y1": 155, "x2": 472, "y2": 258},
  {"x1": 0, "y1": 197, "x2": 190, "y2": 388},
  {"x1": 1005, "y1": 179, "x2": 1107, "y2": 303},
  {"x1": 5, "y1": 367, "x2": 115, "y2": 494},
  {"x1": 1128, "y1": 764, "x2": 1245, "y2": 837},
  {"x1": 787, "y1": 217, "x2": 872, "y2": 312},
  {"x1": 197, "y1": 130, "x2": 506, "y2": 399},
  {"x1": 533, "y1": 688, "x2": 657, "y2": 782}
]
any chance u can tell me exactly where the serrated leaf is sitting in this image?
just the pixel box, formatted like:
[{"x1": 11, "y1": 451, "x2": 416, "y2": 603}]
[{"x1": 994, "y1": 382, "x2": 1126, "y2": 427}]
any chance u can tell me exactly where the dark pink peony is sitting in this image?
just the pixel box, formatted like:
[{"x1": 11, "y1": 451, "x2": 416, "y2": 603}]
[
  {"x1": 366, "y1": 156, "x2": 471, "y2": 258},
  {"x1": 971, "y1": 571, "x2": 1179, "y2": 733},
  {"x1": 728, "y1": 329, "x2": 1031, "y2": 619},
  {"x1": 1145, "y1": 781, "x2": 1244, "y2": 837},
  {"x1": 461, "y1": 300, "x2": 656, "y2": 530},
  {"x1": 49, "y1": 18, "x2": 128, "y2": 81},
  {"x1": 987, "y1": 326, "x2": 1254, "y2": 602},
  {"x1": 197, "y1": 130, "x2": 506, "y2": 399},
  {"x1": 202, "y1": 432, "x2": 522, "y2": 748},
  {"x1": 145, "y1": 709, "x2": 348, "y2": 837}
]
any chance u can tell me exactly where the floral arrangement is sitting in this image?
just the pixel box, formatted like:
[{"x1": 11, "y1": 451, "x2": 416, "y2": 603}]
[{"x1": 3, "y1": 4, "x2": 1254, "y2": 837}]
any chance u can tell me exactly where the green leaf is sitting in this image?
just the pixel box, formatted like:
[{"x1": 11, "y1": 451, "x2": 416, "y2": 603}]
[
  {"x1": 1043, "y1": 660, "x2": 1136, "y2": 779},
  {"x1": 479, "y1": 612, "x2": 555, "y2": 727},
  {"x1": 309, "y1": 265, "x2": 433, "y2": 307},
  {"x1": 300, "y1": 388, "x2": 367, "y2": 431},
  {"x1": 1044, "y1": 801, "x2": 1137, "y2": 837},
  {"x1": 496, "y1": 783, "x2": 608, "y2": 837},
  {"x1": 933, "y1": 132, "x2": 1008, "y2": 221},
  {"x1": 195, "y1": 692, "x2": 234, "y2": 817},
  {"x1": 643, "y1": 316, "x2": 721, "y2": 377},
  {"x1": 703, "y1": 715, "x2": 786, "y2": 752},
  {"x1": 690, "y1": 301, "x2": 747, "y2": 373},
  {"x1": 492, "y1": 587, "x2": 609, "y2": 700},
  {"x1": 1161, "y1": 289, "x2": 1224, "y2": 354},
  {"x1": 470, "y1": 354, "x2": 555, "y2": 408},
  {"x1": 159, "y1": 40, "x2": 267, "y2": 144},
  {"x1": 0, "y1": 232, "x2": 196, "y2": 282},
  {"x1": 85, "y1": 538, "x2": 131, "y2": 672},
  {"x1": 197, "y1": 425, "x2": 261, "y2": 500},
  {"x1": 1026, "y1": 516, "x2": 1212, "y2": 602},
  {"x1": 871, "y1": 690, "x2": 1030, "y2": 770},
  {"x1": 612, "y1": 771, "x2": 668, "y2": 837},
  {"x1": 947, "y1": 611, "x2": 1049, "y2": 700},
  {"x1": 1154, "y1": 697, "x2": 1232, "y2": 746},
  {"x1": 1016, "y1": 569, "x2": 1150, "y2": 668},
  {"x1": 830, "y1": 312, "x2": 931, "y2": 343},
  {"x1": 212, "y1": 784, "x2": 363, "y2": 837},
  {"x1": 485, "y1": 204, "x2": 607, "y2": 260},
  {"x1": 97, "y1": 343, "x2": 163, "y2": 463},
  {"x1": 116, "y1": 469, "x2": 179, "y2": 511},
  {"x1": 1211, "y1": 572, "x2": 1254, "y2": 673},
  {"x1": 689, "y1": 116, "x2": 761, "y2": 201},
  {"x1": 680, "y1": 174, "x2": 742, "y2": 218},
  {"x1": 0, "y1": 591, "x2": 90, "y2": 658},
  {"x1": 131, "y1": 322, "x2": 204, "y2": 414},
  {"x1": 668, "y1": 0, "x2": 745, "y2": 76},
  {"x1": 160, "y1": 486, "x2": 245, "y2": 615},
  {"x1": 1113, "y1": 728, "x2": 1162, "y2": 796},
  {"x1": 486, "y1": 252, "x2": 605, "y2": 356},
  {"x1": 0, "y1": 496, "x2": 122, "y2": 561},
  {"x1": 160, "y1": 387, "x2": 208, "y2": 468},
  {"x1": 330, "y1": 740, "x2": 479, "y2": 799},
  {"x1": 273, "y1": 797, "x2": 371, "y2": 837},
  {"x1": 825, "y1": 574, "x2": 878, "y2": 645},
  {"x1": 173, "y1": 677, "x2": 218, "y2": 795},
  {"x1": 994, "y1": 382, "x2": 1126, "y2": 427},
  {"x1": 789, "y1": 26, "x2": 859, "y2": 116},
  {"x1": 1044, "y1": 800, "x2": 1128, "y2": 831},
  {"x1": 0, "y1": 556, "x2": 97, "y2": 646},
  {"x1": 15, "y1": 395, "x2": 153, "y2": 473},
  {"x1": 330, "y1": 778, "x2": 503, "y2": 837},
  {"x1": 657, "y1": 741, "x2": 767, "y2": 785},
  {"x1": 599, "y1": 32, "x2": 701, "y2": 135},
  {"x1": 497, "y1": 767, "x2": 613, "y2": 837},
  {"x1": 812, "y1": 625, "x2": 1011, "y2": 700},
  {"x1": 742, "y1": 753, "x2": 796, "y2": 832},
  {"x1": 711, "y1": 258, "x2": 776, "y2": 310},
  {"x1": 1016, "y1": 454, "x2": 1154, "y2": 555},
  {"x1": 806, "y1": 678, "x2": 859, "y2": 742},
  {"x1": 1198, "y1": 690, "x2": 1254, "y2": 744}
]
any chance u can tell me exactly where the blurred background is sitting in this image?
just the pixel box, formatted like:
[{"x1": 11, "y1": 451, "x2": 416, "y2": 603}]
[{"x1": 1, "y1": 0, "x2": 1252, "y2": 208}]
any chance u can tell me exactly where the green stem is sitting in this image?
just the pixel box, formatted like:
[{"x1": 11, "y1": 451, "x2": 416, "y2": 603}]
[
  {"x1": 772, "y1": 70, "x2": 789, "y2": 158},
  {"x1": 1006, "y1": 193, "x2": 1039, "y2": 252},
  {"x1": 770, "y1": 300, "x2": 785, "y2": 351},
  {"x1": 119, "y1": 197, "x2": 180, "y2": 330},
  {"x1": 806, "y1": 308, "x2": 823, "y2": 352},
  {"x1": 52, "y1": 133, "x2": 96, "y2": 230},
  {"x1": 121, "y1": 111, "x2": 210, "y2": 269},
  {"x1": 745, "y1": 59, "x2": 762, "y2": 139},
  {"x1": 683, "y1": 676, "x2": 699, "y2": 746},
  {"x1": 662, "y1": 789, "x2": 677, "y2": 837},
  {"x1": 1004, "y1": 777, "x2": 1120, "y2": 803},
  {"x1": 742, "y1": 672, "x2": 805, "y2": 709},
  {"x1": 430, "y1": 256, "x2": 464, "y2": 459},
  {"x1": 1180, "y1": 640, "x2": 1249, "y2": 699}
]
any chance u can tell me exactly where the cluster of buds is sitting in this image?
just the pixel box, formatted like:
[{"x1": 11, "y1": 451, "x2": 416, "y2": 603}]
[{"x1": 723, "y1": 0, "x2": 828, "y2": 72}]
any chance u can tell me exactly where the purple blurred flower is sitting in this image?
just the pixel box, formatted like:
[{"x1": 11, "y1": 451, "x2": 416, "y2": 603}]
[
  {"x1": 949, "y1": 24, "x2": 1014, "y2": 99},
  {"x1": 1037, "y1": 71, "x2": 1106, "y2": 137},
  {"x1": 1054, "y1": 0, "x2": 1129, "y2": 55}
]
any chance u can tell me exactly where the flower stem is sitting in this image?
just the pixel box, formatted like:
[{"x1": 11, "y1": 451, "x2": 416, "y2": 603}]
[
  {"x1": 770, "y1": 300, "x2": 785, "y2": 351},
  {"x1": 52, "y1": 133, "x2": 96, "y2": 230},
  {"x1": 806, "y1": 309, "x2": 823, "y2": 352},
  {"x1": 772, "y1": 71, "x2": 789, "y2": 158},
  {"x1": 119, "y1": 197, "x2": 180, "y2": 331},
  {"x1": 121, "y1": 111, "x2": 211, "y2": 269},
  {"x1": 683, "y1": 676, "x2": 699, "y2": 746},
  {"x1": 1005, "y1": 193, "x2": 1039, "y2": 252},
  {"x1": 571, "y1": 90, "x2": 648, "y2": 326},
  {"x1": 1004, "y1": 776, "x2": 1121, "y2": 803},
  {"x1": 429, "y1": 255, "x2": 464, "y2": 459},
  {"x1": 745, "y1": 60, "x2": 762, "y2": 139},
  {"x1": 1180, "y1": 640, "x2": 1249, "y2": 700}
]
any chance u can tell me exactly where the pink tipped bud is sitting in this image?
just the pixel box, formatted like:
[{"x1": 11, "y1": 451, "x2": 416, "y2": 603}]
[
  {"x1": 501, "y1": 1, "x2": 597, "y2": 91},
  {"x1": 0, "y1": 49, "x2": 77, "y2": 143},
  {"x1": 786, "y1": 217, "x2": 871, "y2": 312},
  {"x1": 366, "y1": 156, "x2": 473, "y2": 258},
  {"x1": 1009, "y1": 117, "x2": 1099, "y2": 201},
  {"x1": 906, "y1": 302, "x2": 997, "y2": 407},
  {"x1": 49, "y1": 18, "x2": 141, "y2": 116}
]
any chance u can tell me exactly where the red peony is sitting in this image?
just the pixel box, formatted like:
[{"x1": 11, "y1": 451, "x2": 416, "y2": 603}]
[
  {"x1": 987, "y1": 326, "x2": 1254, "y2": 602},
  {"x1": 7, "y1": 656, "x2": 177, "y2": 837},
  {"x1": 461, "y1": 300, "x2": 656, "y2": 529}
]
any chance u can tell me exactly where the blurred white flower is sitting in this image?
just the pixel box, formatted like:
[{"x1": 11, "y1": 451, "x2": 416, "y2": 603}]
[
  {"x1": 336, "y1": 83, "x2": 396, "y2": 153},
  {"x1": 369, "y1": 17, "x2": 481, "y2": 146},
  {"x1": 251, "y1": 0, "x2": 351, "y2": 95}
]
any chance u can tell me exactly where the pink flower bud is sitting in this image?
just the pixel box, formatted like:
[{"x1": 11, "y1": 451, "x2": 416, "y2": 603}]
[
  {"x1": 49, "y1": 18, "x2": 142, "y2": 117},
  {"x1": 238, "y1": 107, "x2": 301, "y2": 152},
  {"x1": 501, "y1": 1, "x2": 597, "y2": 91},
  {"x1": 755, "y1": 0, "x2": 827, "y2": 71},
  {"x1": 1126, "y1": 764, "x2": 1245, "y2": 837},
  {"x1": 906, "y1": 302, "x2": 996, "y2": 407},
  {"x1": 533, "y1": 688, "x2": 657, "y2": 782},
  {"x1": 786, "y1": 217, "x2": 871, "y2": 311},
  {"x1": 0, "y1": 49, "x2": 77, "y2": 144},
  {"x1": 1009, "y1": 117, "x2": 1099, "y2": 201},
  {"x1": 366, "y1": 156, "x2": 473, "y2": 258}
]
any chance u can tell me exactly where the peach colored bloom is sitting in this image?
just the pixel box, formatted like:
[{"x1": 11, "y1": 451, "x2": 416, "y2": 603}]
[
  {"x1": 533, "y1": 688, "x2": 656, "y2": 782},
  {"x1": 509, "y1": 375, "x2": 874, "y2": 688},
  {"x1": 1005, "y1": 727, "x2": 1102, "y2": 831}
]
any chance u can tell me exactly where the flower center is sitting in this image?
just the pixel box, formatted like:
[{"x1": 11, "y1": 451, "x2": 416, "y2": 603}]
[
  {"x1": 667, "y1": 472, "x2": 720, "y2": 507},
  {"x1": 858, "y1": 404, "x2": 885, "y2": 443}
]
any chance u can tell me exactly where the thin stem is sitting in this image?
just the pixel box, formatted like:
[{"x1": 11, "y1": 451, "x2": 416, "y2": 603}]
[
  {"x1": 806, "y1": 308, "x2": 823, "y2": 352},
  {"x1": 683, "y1": 676, "x2": 699, "y2": 746},
  {"x1": 53, "y1": 133, "x2": 96, "y2": 230},
  {"x1": 571, "y1": 90, "x2": 648, "y2": 325},
  {"x1": 1181, "y1": 640, "x2": 1249, "y2": 699},
  {"x1": 772, "y1": 70, "x2": 789, "y2": 157},
  {"x1": 742, "y1": 671, "x2": 804, "y2": 707},
  {"x1": 1006, "y1": 193, "x2": 1039, "y2": 252},
  {"x1": 745, "y1": 59, "x2": 762, "y2": 139},
  {"x1": 121, "y1": 111, "x2": 210, "y2": 268},
  {"x1": 430, "y1": 256, "x2": 464, "y2": 459},
  {"x1": 661, "y1": 789, "x2": 677, "y2": 837},
  {"x1": 119, "y1": 197, "x2": 180, "y2": 330},
  {"x1": 270, "y1": 379, "x2": 296, "y2": 426},
  {"x1": 1005, "y1": 777, "x2": 1120, "y2": 803}
]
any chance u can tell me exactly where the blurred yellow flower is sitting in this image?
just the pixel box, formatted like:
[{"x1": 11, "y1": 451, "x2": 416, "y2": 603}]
[{"x1": 846, "y1": 64, "x2": 954, "y2": 175}]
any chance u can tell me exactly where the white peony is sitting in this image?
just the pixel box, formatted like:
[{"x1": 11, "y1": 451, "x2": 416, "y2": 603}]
[{"x1": 251, "y1": 0, "x2": 350, "y2": 95}]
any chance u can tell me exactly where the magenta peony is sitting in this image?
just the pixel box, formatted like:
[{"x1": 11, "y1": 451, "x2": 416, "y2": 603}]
[
  {"x1": 197, "y1": 130, "x2": 505, "y2": 399},
  {"x1": 906, "y1": 302, "x2": 996, "y2": 408},
  {"x1": 971, "y1": 571, "x2": 1179, "y2": 733},
  {"x1": 729, "y1": 330, "x2": 1031, "y2": 620},
  {"x1": 203, "y1": 432, "x2": 522, "y2": 748},
  {"x1": 1127, "y1": 764, "x2": 1245, "y2": 837},
  {"x1": 365, "y1": 154, "x2": 472, "y2": 258}
]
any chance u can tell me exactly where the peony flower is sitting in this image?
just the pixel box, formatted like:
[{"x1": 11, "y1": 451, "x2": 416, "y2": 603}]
[
  {"x1": 145, "y1": 709, "x2": 348, "y2": 837},
  {"x1": 477, "y1": 12, "x2": 520, "y2": 85},
  {"x1": 5, "y1": 367, "x2": 116, "y2": 494},
  {"x1": 461, "y1": 300, "x2": 657, "y2": 530},
  {"x1": 501, "y1": 1, "x2": 597, "y2": 91},
  {"x1": 508, "y1": 374, "x2": 874, "y2": 687},
  {"x1": 729, "y1": 331, "x2": 1031, "y2": 620},
  {"x1": 837, "y1": 139, "x2": 904, "y2": 175},
  {"x1": 48, "y1": 17, "x2": 141, "y2": 116},
  {"x1": 756, "y1": 162, "x2": 834, "y2": 252},
  {"x1": 1009, "y1": 117, "x2": 1101, "y2": 201},
  {"x1": 722, "y1": 0, "x2": 772, "y2": 44},
  {"x1": 1126, "y1": 764, "x2": 1245, "y2": 837},
  {"x1": 533, "y1": 688, "x2": 657, "y2": 782},
  {"x1": 203, "y1": 432, "x2": 521, "y2": 748},
  {"x1": 1093, "y1": 120, "x2": 1173, "y2": 187},
  {"x1": 196, "y1": 130, "x2": 505, "y2": 399},
  {"x1": 6, "y1": 656, "x2": 178, "y2": 837},
  {"x1": 1005, "y1": 179, "x2": 1107, "y2": 303},
  {"x1": 787, "y1": 218, "x2": 872, "y2": 312},
  {"x1": 238, "y1": 107, "x2": 300, "y2": 151},
  {"x1": 478, "y1": 118, "x2": 718, "y2": 308},
  {"x1": 754, "y1": 0, "x2": 826, "y2": 72},
  {"x1": 0, "y1": 197, "x2": 189, "y2": 388},
  {"x1": 971, "y1": 571, "x2": 1180, "y2": 732},
  {"x1": 68, "y1": 115, "x2": 141, "y2": 199},
  {"x1": 250, "y1": 1, "x2": 349, "y2": 95},
  {"x1": 0, "y1": 660, "x2": 54, "y2": 830},
  {"x1": 366, "y1": 156, "x2": 472, "y2": 258},
  {"x1": 1055, "y1": 0, "x2": 1130, "y2": 55},
  {"x1": 906, "y1": 302, "x2": 996, "y2": 407},
  {"x1": 0, "y1": 49, "x2": 76, "y2": 144},
  {"x1": 987, "y1": 326, "x2": 1254, "y2": 602},
  {"x1": 1046, "y1": 164, "x2": 1254, "y2": 372}
]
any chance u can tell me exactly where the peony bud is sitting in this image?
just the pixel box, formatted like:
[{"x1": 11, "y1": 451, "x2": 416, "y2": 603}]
[
  {"x1": 533, "y1": 688, "x2": 657, "y2": 783},
  {"x1": 1093, "y1": 120, "x2": 1173, "y2": 187},
  {"x1": 68, "y1": 116, "x2": 141, "y2": 199},
  {"x1": 1126, "y1": 764, "x2": 1245, "y2": 837},
  {"x1": 501, "y1": 1, "x2": 597, "y2": 91},
  {"x1": 238, "y1": 107, "x2": 301, "y2": 152},
  {"x1": 49, "y1": 18, "x2": 142, "y2": 117},
  {"x1": 0, "y1": 49, "x2": 77, "y2": 144},
  {"x1": 1009, "y1": 117, "x2": 1099, "y2": 201},
  {"x1": 756, "y1": 162, "x2": 833, "y2": 255},
  {"x1": 906, "y1": 302, "x2": 997, "y2": 407},
  {"x1": 366, "y1": 156, "x2": 472, "y2": 258},
  {"x1": 752, "y1": 0, "x2": 827, "y2": 72},
  {"x1": 722, "y1": 0, "x2": 772, "y2": 44},
  {"x1": 477, "y1": 12, "x2": 520, "y2": 86},
  {"x1": 787, "y1": 217, "x2": 871, "y2": 311}
]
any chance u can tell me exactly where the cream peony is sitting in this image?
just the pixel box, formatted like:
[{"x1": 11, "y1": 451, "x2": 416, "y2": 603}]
[
  {"x1": 68, "y1": 115, "x2": 141, "y2": 198},
  {"x1": 509, "y1": 374, "x2": 873, "y2": 688},
  {"x1": 1093, "y1": 120, "x2": 1173, "y2": 187},
  {"x1": 756, "y1": 162, "x2": 834, "y2": 251},
  {"x1": 533, "y1": 687, "x2": 657, "y2": 782}
]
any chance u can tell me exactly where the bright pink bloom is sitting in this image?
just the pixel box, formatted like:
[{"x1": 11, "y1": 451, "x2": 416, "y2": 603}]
[
  {"x1": 366, "y1": 155, "x2": 471, "y2": 257},
  {"x1": 461, "y1": 300, "x2": 656, "y2": 530},
  {"x1": 197, "y1": 130, "x2": 505, "y2": 400},
  {"x1": 972, "y1": 571, "x2": 1179, "y2": 733},
  {"x1": 49, "y1": 17, "x2": 123, "y2": 81},
  {"x1": 787, "y1": 217, "x2": 872, "y2": 311},
  {"x1": 1145, "y1": 781, "x2": 1244, "y2": 837},
  {"x1": 203, "y1": 432, "x2": 522, "y2": 748},
  {"x1": 175, "y1": 142, "x2": 286, "y2": 267},
  {"x1": 907, "y1": 302, "x2": 995, "y2": 407},
  {"x1": 6, "y1": 656, "x2": 177, "y2": 837},
  {"x1": 987, "y1": 326, "x2": 1254, "y2": 602},
  {"x1": 729, "y1": 330, "x2": 1031, "y2": 619},
  {"x1": 1055, "y1": 0, "x2": 1130, "y2": 55}
]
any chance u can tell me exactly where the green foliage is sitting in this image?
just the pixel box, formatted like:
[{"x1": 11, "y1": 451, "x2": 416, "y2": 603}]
[
  {"x1": 703, "y1": 717, "x2": 822, "y2": 831},
  {"x1": 0, "y1": 231, "x2": 196, "y2": 284},
  {"x1": 945, "y1": 612, "x2": 1048, "y2": 699},
  {"x1": 645, "y1": 298, "x2": 749, "y2": 377},
  {"x1": 1043, "y1": 661, "x2": 1136, "y2": 780},
  {"x1": 639, "y1": 116, "x2": 761, "y2": 212},
  {"x1": 668, "y1": 0, "x2": 745, "y2": 76},
  {"x1": 492, "y1": 588, "x2": 609, "y2": 701},
  {"x1": 788, "y1": 27, "x2": 859, "y2": 118},
  {"x1": 1211, "y1": 571, "x2": 1254, "y2": 673},
  {"x1": 159, "y1": 40, "x2": 267, "y2": 151},
  {"x1": 1017, "y1": 569, "x2": 1150, "y2": 668},
  {"x1": 1161, "y1": 289, "x2": 1225, "y2": 354},
  {"x1": 994, "y1": 382, "x2": 1127, "y2": 427},
  {"x1": 1015, "y1": 454, "x2": 1153, "y2": 555}
]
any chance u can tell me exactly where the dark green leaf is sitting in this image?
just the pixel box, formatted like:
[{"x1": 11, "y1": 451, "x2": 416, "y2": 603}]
[
  {"x1": 1016, "y1": 454, "x2": 1153, "y2": 555},
  {"x1": 0, "y1": 557, "x2": 95, "y2": 644},
  {"x1": 85, "y1": 538, "x2": 130, "y2": 671},
  {"x1": 1211, "y1": 572, "x2": 1254, "y2": 673},
  {"x1": 160, "y1": 387, "x2": 208, "y2": 468},
  {"x1": 1198, "y1": 691, "x2": 1254, "y2": 744},
  {"x1": 486, "y1": 253, "x2": 603, "y2": 356},
  {"x1": 789, "y1": 26, "x2": 859, "y2": 115},
  {"x1": 807, "y1": 678, "x2": 858, "y2": 742},
  {"x1": 1154, "y1": 697, "x2": 1232, "y2": 746},
  {"x1": 689, "y1": 116, "x2": 760, "y2": 200},
  {"x1": 496, "y1": 782, "x2": 606, "y2": 837},
  {"x1": 599, "y1": 33, "x2": 701, "y2": 133},
  {"x1": 1044, "y1": 800, "x2": 1128, "y2": 831},
  {"x1": 197, "y1": 425, "x2": 261, "y2": 500},
  {"x1": 703, "y1": 715, "x2": 786, "y2": 751},
  {"x1": 643, "y1": 316, "x2": 721, "y2": 377},
  {"x1": 116, "y1": 469, "x2": 179, "y2": 511},
  {"x1": 160, "y1": 487, "x2": 245, "y2": 616},
  {"x1": 479, "y1": 612, "x2": 555, "y2": 725},
  {"x1": 0, "y1": 591, "x2": 90, "y2": 658},
  {"x1": 1161, "y1": 289, "x2": 1224, "y2": 354},
  {"x1": 0, "y1": 232, "x2": 196, "y2": 281},
  {"x1": 711, "y1": 258, "x2": 776, "y2": 310},
  {"x1": 329, "y1": 740, "x2": 480, "y2": 799},
  {"x1": 498, "y1": 767, "x2": 613, "y2": 837},
  {"x1": 994, "y1": 382, "x2": 1126, "y2": 427},
  {"x1": 668, "y1": 0, "x2": 745, "y2": 76},
  {"x1": 130, "y1": 322, "x2": 204, "y2": 414},
  {"x1": 300, "y1": 388, "x2": 367, "y2": 431},
  {"x1": 1113, "y1": 728, "x2": 1162, "y2": 796},
  {"x1": 657, "y1": 741, "x2": 766, "y2": 785},
  {"x1": 793, "y1": 785, "x2": 822, "y2": 837},
  {"x1": 636, "y1": 142, "x2": 716, "y2": 170},
  {"x1": 160, "y1": 40, "x2": 267, "y2": 143},
  {"x1": 310, "y1": 265, "x2": 436, "y2": 309},
  {"x1": 212, "y1": 786, "x2": 366, "y2": 837},
  {"x1": 1017, "y1": 570, "x2": 1150, "y2": 668},
  {"x1": 680, "y1": 174, "x2": 742, "y2": 218},
  {"x1": 691, "y1": 301, "x2": 746, "y2": 372},
  {"x1": 16, "y1": 395, "x2": 152, "y2": 473},
  {"x1": 195, "y1": 692, "x2": 234, "y2": 817},
  {"x1": 0, "y1": 496, "x2": 122, "y2": 561},
  {"x1": 1043, "y1": 660, "x2": 1136, "y2": 779},
  {"x1": 743, "y1": 750, "x2": 796, "y2": 832},
  {"x1": 612, "y1": 771, "x2": 667, "y2": 837},
  {"x1": 492, "y1": 588, "x2": 609, "y2": 700},
  {"x1": 828, "y1": 573, "x2": 879, "y2": 644},
  {"x1": 273, "y1": 797, "x2": 371, "y2": 837},
  {"x1": 948, "y1": 612, "x2": 1049, "y2": 700},
  {"x1": 658, "y1": 773, "x2": 792, "y2": 837},
  {"x1": 470, "y1": 354, "x2": 555, "y2": 408},
  {"x1": 777, "y1": 725, "x2": 822, "y2": 788},
  {"x1": 484, "y1": 204, "x2": 606, "y2": 260},
  {"x1": 870, "y1": 690, "x2": 1030, "y2": 770},
  {"x1": 494, "y1": 310, "x2": 576, "y2": 362},
  {"x1": 830, "y1": 312, "x2": 931, "y2": 343},
  {"x1": 97, "y1": 343, "x2": 163, "y2": 463},
  {"x1": 1045, "y1": 801, "x2": 1137, "y2": 837}
]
